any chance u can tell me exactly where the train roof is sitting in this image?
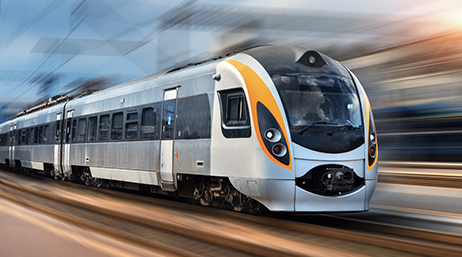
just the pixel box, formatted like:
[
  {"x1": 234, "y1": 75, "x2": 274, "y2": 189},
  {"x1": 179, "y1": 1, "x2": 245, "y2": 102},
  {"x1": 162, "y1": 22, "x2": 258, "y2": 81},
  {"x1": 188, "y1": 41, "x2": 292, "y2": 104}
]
[
  {"x1": 243, "y1": 45, "x2": 351, "y2": 78},
  {"x1": 9, "y1": 45, "x2": 350, "y2": 121}
]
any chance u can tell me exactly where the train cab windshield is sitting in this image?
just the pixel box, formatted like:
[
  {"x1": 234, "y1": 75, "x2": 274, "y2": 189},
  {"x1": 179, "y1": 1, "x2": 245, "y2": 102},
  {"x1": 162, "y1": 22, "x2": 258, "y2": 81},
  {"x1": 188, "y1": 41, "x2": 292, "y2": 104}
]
[{"x1": 273, "y1": 73, "x2": 365, "y2": 153}]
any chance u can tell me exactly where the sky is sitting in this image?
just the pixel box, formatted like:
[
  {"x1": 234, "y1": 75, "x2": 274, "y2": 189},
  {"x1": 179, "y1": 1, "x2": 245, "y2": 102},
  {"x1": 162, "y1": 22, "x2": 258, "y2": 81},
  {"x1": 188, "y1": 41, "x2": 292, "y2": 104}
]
[{"x1": 1, "y1": 0, "x2": 462, "y2": 115}]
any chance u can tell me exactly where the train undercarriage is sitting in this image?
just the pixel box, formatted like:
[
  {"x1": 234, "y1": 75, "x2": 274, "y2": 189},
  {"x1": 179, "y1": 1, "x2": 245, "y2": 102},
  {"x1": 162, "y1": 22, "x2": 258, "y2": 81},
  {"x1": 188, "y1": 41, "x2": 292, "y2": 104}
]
[{"x1": 3, "y1": 161, "x2": 264, "y2": 214}]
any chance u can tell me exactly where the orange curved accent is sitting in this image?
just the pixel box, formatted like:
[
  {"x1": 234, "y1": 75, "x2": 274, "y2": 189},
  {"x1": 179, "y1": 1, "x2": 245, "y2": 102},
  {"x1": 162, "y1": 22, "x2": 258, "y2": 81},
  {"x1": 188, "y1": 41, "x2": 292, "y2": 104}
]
[
  {"x1": 368, "y1": 110, "x2": 378, "y2": 170},
  {"x1": 363, "y1": 89, "x2": 378, "y2": 171},
  {"x1": 226, "y1": 60, "x2": 292, "y2": 170}
]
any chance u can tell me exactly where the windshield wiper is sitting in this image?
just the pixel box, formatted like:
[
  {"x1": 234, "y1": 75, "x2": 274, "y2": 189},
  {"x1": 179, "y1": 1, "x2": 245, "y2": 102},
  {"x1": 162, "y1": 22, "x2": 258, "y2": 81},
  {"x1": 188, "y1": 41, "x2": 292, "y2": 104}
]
[
  {"x1": 298, "y1": 122, "x2": 337, "y2": 135},
  {"x1": 326, "y1": 125, "x2": 361, "y2": 136}
]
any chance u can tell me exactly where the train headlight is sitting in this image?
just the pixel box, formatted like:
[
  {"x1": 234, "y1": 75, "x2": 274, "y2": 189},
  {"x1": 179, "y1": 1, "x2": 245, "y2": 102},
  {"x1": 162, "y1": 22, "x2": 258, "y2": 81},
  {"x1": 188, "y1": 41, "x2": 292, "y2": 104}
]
[
  {"x1": 370, "y1": 132, "x2": 376, "y2": 143},
  {"x1": 308, "y1": 55, "x2": 316, "y2": 64},
  {"x1": 297, "y1": 50, "x2": 326, "y2": 68},
  {"x1": 257, "y1": 102, "x2": 290, "y2": 166},
  {"x1": 264, "y1": 128, "x2": 281, "y2": 142}
]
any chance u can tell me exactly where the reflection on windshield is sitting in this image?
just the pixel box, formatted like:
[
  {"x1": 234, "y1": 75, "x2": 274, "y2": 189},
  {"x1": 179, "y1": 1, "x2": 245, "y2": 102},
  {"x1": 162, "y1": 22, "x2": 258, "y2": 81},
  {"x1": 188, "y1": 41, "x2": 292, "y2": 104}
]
[{"x1": 276, "y1": 74, "x2": 362, "y2": 128}]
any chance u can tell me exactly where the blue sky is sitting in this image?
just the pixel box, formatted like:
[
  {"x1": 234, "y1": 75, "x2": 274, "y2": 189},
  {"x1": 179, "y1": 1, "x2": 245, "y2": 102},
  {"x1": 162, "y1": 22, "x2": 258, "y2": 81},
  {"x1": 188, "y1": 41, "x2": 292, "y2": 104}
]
[{"x1": 1, "y1": 0, "x2": 461, "y2": 110}]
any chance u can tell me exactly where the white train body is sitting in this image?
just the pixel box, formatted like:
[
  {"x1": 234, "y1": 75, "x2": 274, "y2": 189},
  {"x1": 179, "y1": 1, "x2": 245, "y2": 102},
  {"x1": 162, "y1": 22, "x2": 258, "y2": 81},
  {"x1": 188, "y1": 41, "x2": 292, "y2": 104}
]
[{"x1": 0, "y1": 46, "x2": 378, "y2": 212}]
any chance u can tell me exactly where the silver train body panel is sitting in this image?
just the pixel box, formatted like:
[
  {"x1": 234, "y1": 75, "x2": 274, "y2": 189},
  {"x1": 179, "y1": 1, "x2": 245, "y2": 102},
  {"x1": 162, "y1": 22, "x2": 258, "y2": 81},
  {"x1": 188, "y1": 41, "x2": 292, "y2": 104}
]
[
  {"x1": 62, "y1": 61, "x2": 217, "y2": 186},
  {"x1": 0, "y1": 104, "x2": 65, "y2": 170}
]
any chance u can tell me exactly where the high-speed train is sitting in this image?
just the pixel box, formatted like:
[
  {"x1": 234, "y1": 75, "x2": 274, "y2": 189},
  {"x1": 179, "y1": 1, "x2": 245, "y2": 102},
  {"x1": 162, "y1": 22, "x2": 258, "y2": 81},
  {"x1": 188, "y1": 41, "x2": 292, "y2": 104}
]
[{"x1": 0, "y1": 46, "x2": 378, "y2": 213}]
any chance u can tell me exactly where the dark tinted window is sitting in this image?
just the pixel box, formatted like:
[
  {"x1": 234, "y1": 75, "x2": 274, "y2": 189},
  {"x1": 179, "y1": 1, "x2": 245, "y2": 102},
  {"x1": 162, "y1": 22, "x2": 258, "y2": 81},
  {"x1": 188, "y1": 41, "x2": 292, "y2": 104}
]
[
  {"x1": 274, "y1": 74, "x2": 364, "y2": 153},
  {"x1": 176, "y1": 94, "x2": 211, "y2": 139},
  {"x1": 99, "y1": 115, "x2": 109, "y2": 141},
  {"x1": 31, "y1": 128, "x2": 35, "y2": 144},
  {"x1": 125, "y1": 112, "x2": 138, "y2": 140},
  {"x1": 21, "y1": 130, "x2": 26, "y2": 145},
  {"x1": 78, "y1": 118, "x2": 86, "y2": 142},
  {"x1": 0, "y1": 133, "x2": 6, "y2": 146},
  {"x1": 88, "y1": 117, "x2": 97, "y2": 141},
  {"x1": 219, "y1": 89, "x2": 251, "y2": 138},
  {"x1": 278, "y1": 75, "x2": 362, "y2": 127},
  {"x1": 228, "y1": 95, "x2": 247, "y2": 124},
  {"x1": 161, "y1": 100, "x2": 176, "y2": 140},
  {"x1": 55, "y1": 121, "x2": 60, "y2": 143},
  {"x1": 34, "y1": 127, "x2": 38, "y2": 144},
  {"x1": 39, "y1": 126, "x2": 44, "y2": 144},
  {"x1": 127, "y1": 112, "x2": 138, "y2": 121},
  {"x1": 141, "y1": 107, "x2": 156, "y2": 138},
  {"x1": 26, "y1": 129, "x2": 30, "y2": 145},
  {"x1": 111, "y1": 112, "x2": 123, "y2": 140},
  {"x1": 43, "y1": 125, "x2": 49, "y2": 144},
  {"x1": 16, "y1": 130, "x2": 21, "y2": 145},
  {"x1": 71, "y1": 119, "x2": 77, "y2": 142}
]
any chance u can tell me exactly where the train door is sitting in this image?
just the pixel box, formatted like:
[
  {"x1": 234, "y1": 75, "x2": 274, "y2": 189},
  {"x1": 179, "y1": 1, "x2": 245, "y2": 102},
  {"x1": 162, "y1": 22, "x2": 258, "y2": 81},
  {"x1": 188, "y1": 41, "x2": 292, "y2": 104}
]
[
  {"x1": 160, "y1": 88, "x2": 178, "y2": 189},
  {"x1": 53, "y1": 113, "x2": 62, "y2": 177},
  {"x1": 8, "y1": 124, "x2": 16, "y2": 168},
  {"x1": 63, "y1": 110, "x2": 73, "y2": 178}
]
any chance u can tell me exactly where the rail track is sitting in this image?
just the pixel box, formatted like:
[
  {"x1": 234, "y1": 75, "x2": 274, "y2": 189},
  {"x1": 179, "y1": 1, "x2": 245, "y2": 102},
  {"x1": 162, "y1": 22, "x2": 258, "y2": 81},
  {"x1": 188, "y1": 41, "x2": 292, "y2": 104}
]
[
  {"x1": 1, "y1": 168, "x2": 462, "y2": 256},
  {"x1": 0, "y1": 175, "x2": 305, "y2": 257}
]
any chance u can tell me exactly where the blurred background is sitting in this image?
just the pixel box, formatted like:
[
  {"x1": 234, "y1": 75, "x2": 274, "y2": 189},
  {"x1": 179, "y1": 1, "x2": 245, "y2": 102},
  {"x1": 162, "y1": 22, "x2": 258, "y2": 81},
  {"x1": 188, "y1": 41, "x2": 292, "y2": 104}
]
[{"x1": 1, "y1": 0, "x2": 462, "y2": 163}]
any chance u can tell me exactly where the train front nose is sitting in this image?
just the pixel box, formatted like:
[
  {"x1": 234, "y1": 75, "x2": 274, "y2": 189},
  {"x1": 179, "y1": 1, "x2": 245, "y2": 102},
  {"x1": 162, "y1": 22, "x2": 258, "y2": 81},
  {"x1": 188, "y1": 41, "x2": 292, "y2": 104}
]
[{"x1": 292, "y1": 145, "x2": 375, "y2": 212}]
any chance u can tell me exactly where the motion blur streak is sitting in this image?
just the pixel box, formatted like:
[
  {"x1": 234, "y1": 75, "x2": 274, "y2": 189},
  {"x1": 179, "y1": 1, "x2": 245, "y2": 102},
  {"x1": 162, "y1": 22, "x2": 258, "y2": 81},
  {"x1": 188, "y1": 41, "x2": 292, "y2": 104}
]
[
  {"x1": 0, "y1": 198, "x2": 149, "y2": 257},
  {"x1": 345, "y1": 32, "x2": 462, "y2": 163}
]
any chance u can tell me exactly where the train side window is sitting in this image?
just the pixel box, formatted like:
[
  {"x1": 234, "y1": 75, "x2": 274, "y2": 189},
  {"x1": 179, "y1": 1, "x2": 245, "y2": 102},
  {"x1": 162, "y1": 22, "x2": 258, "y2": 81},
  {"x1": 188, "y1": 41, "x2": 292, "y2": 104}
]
[
  {"x1": 64, "y1": 118, "x2": 71, "y2": 144},
  {"x1": 78, "y1": 118, "x2": 86, "y2": 142},
  {"x1": 227, "y1": 94, "x2": 248, "y2": 126},
  {"x1": 17, "y1": 130, "x2": 21, "y2": 145},
  {"x1": 55, "y1": 121, "x2": 60, "y2": 144},
  {"x1": 125, "y1": 111, "x2": 138, "y2": 140},
  {"x1": 31, "y1": 128, "x2": 35, "y2": 144},
  {"x1": 219, "y1": 89, "x2": 251, "y2": 138},
  {"x1": 71, "y1": 119, "x2": 77, "y2": 142},
  {"x1": 2, "y1": 133, "x2": 7, "y2": 146},
  {"x1": 175, "y1": 94, "x2": 211, "y2": 139},
  {"x1": 17, "y1": 130, "x2": 23, "y2": 145},
  {"x1": 33, "y1": 127, "x2": 38, "y2": 144},
  {"x1": 99, "y1": 115, "x2": 109, "y2": 141},
  {"x1": 111, "y1": 112, "x2": 123, "y2": 140},
  {"x1": 15, "y1": 129, "x2": 19, "y2": 145},
  {"x1": 25, "y1": 129, "x2": 29, "y2": 145},
  {"x1": 141, "y1": 107, "x2": 156, "y2": 139},
  {"x1": 23, "y1": 129, "x2": 27, "y2": 145},
  {"x1": 39, "y1": 126, "x2": 44, "y2": 144},
  {"x1": 88, "y1": 116, "x2": 97, "y2": 142},
  {"x1": 43, "y1": 125, "x2": 49, "y2": 144}
]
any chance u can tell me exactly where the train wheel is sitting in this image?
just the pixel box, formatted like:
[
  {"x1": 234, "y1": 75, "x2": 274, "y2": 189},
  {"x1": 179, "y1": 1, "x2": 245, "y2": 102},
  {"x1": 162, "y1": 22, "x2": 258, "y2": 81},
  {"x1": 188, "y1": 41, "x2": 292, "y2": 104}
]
[
  {"x1": 68, "y1": 172, "x2": 77, "y2": 183},
  {"x1": 247, "y1": 202, "x2": 263, "y2": 215},
  {"x1": 92, "y1": 177, "x2": 102, "y2": 187},
  {"x1": 84, "y1": 175, "x2": 91, "y2": 186},
  {"x1": 50, "y1": 170, "x2": 60, "y2": 180}
]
